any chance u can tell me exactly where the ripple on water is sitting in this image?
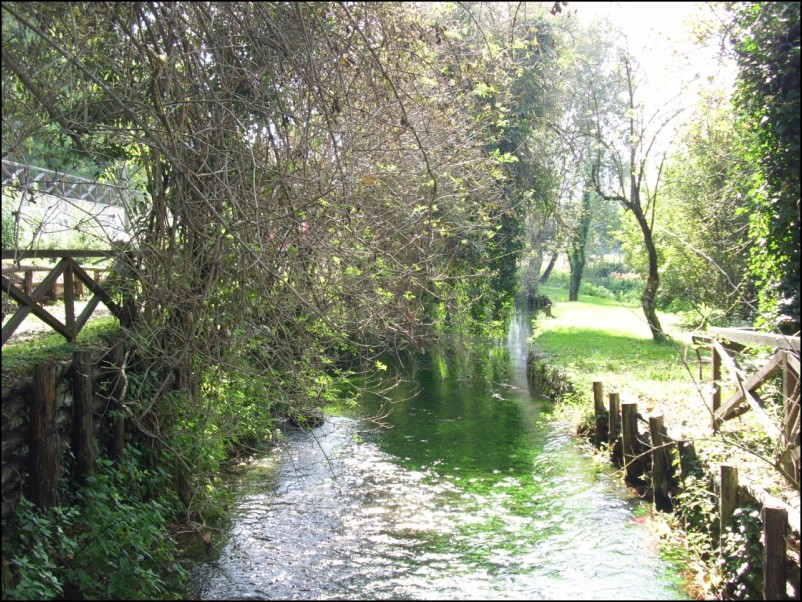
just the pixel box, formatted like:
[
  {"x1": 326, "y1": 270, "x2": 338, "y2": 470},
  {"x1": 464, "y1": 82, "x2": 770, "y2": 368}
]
[{"x1": 188, "y1": 309, "x2": 688, "y2": 600}]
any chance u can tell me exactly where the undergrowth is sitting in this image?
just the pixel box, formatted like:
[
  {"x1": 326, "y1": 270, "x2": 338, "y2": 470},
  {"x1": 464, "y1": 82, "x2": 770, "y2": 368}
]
[{"x1": 2, "y1": 451, "x2": 188, "y2": 600}]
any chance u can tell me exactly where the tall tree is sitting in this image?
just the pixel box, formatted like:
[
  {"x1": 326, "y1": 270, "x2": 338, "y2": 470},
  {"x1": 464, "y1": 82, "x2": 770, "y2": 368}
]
[
  {"x1": 586, "y1": 49, "x2": 684, "y2": 341},
  {"x1": 655, "y1": 94, "x2": 755, "y2": 324},
  {"x1": 728, "y1": 1, "x2": 800, "y2": 333},
  {"x1": 1, "y1": 2, "x2": 517, "y2": 500},
  {"x1": 566, "y1": 187, "x2": 593, "y2": 301},
  {"x1": 431, "y1": 2, "x2": 565, "y2": 320}
]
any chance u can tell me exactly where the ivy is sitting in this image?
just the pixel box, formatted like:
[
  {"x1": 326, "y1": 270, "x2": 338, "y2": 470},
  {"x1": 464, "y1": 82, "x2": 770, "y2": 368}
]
[{"x1": 730, "y1": 1, "x2": 801, "y2": 332}]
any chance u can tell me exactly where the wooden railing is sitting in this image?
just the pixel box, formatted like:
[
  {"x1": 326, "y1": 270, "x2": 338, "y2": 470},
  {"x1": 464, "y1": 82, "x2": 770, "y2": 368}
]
[
  {"x1": 1, "y1": 249, "x2": 125, "y2": 346},
  {"x1": 694, "y1": 327, "x2": 800, "y2": 485}
]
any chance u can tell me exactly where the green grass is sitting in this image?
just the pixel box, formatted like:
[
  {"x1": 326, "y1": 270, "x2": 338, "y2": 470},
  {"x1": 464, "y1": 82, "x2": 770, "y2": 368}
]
[
  {"x1": 533, "y1": 285, "x2": 698, "y2": 422},
  {"x1": 1, "y1": 316, "x2": 121, "y2": 374}
]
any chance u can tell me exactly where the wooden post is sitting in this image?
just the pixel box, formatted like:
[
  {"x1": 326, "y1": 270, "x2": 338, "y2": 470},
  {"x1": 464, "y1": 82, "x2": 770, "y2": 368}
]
[
  {"x1": 677, "y1": 439, "x2": 697, "y2": 485},
  {"x1": 763, "y1": 505, "x2": 787, "y2": 600},
  {"x1": 782, "y1": 351, "x2": 800, "y2": 485},
  {"x1": 593, "y1": 381, "x2": 606, "y2": 444},
  {"x1": 719, "y1": 464, "x2": 738, "y2": 549},
  {"x1": 30, "y1": 362, "x2": 59, "y2": 509},
  {"x1": 50, "y1": 272, "x2": 59, "y2": 301},
  {"x1": 621, "y1": 401, "x2": 639, "y2": 482},
  {"x1": 72, "y1": 350, "x2": 95, "y2": 482},
  {"x1": 108, "y1": 341, "x2": 126, "y2": 462},
  {"x1": 608, "y1": 393, "x2": 621, "y2": 460},
  {"x1": 649, "y1": 413, "x2": 671, "y2": 511},
  {"x1": 24, "y1": 269, "x2": 33, "y2": 296},
  {"x1": 711, "y1": 341, "x2": 722, "y2": 431},
  {"x1": 64, "y1": 259, "x2": 75, "y2": 339}
]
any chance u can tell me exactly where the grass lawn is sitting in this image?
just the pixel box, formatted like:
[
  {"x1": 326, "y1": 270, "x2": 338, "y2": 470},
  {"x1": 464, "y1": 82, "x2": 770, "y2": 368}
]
[
  {"x1": 532, "y1": 283, "x2": 797, "y2": 507},
  {"x1": 533, "y1": 285, "x2": 703, "y2": 428},
  {"x1": 2, "y1": 316, "x2": 120, "y2": 375}
]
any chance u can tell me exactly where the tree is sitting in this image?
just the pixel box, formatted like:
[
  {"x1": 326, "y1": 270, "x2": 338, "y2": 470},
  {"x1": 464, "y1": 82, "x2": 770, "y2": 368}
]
[
  {"x1": 430, "y1": 2, "x2": 565, "y2": 320},
  {"x1": 654, "y1": 94, "x2": 755, "y2": 325},
  {"x1": 728, "y1": 1, "x2": 800, "y2": 334},
  {"x1": 566, "y1": 187, "x2": 593, "y2": 301},
  {"x1": 586, "y1": 49, "x2": 684, "y2": 341},
  {"x1": 1, "y1": 1, "x2": 518, "y2": 509}
]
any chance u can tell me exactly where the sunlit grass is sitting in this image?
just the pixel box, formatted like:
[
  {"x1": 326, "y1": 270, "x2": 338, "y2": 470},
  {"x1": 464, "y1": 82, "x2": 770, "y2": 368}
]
[
  {"x1": 534, "y1": 285, "x2": 700, "y2": 420},
  {"x1": 1, "y1": 316, "x2": 120, "y2": 374}
]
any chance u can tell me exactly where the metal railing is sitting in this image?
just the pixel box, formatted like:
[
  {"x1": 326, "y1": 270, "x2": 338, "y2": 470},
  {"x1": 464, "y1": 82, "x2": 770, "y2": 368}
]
[{"x1": 2, "y1": 159, "x2": 144, "y2": 207}]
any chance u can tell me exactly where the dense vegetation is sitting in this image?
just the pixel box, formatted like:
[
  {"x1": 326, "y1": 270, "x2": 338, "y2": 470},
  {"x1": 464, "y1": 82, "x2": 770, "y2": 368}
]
[{"x1": 1, "y1": 1, "x2": 798, "y2": 599}]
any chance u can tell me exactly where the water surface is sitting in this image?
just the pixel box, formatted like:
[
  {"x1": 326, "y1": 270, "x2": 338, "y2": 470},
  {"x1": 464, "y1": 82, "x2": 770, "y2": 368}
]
[{"x1": 187, "y1": 309, "x2": 687, "y2": 599}]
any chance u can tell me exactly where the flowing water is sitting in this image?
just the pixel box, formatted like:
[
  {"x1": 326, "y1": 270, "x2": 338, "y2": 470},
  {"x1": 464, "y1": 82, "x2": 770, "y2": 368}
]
[{"x1": 187, "y1": 309, "x2": 688, "y2": 599}]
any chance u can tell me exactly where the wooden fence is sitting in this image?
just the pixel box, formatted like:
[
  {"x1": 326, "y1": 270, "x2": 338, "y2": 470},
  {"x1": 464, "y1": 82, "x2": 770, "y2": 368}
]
[
  {"x1": 2, "y1": 346, "x2": 128, "y2": 518},
  {"x1": 694, "y1": 327, "x2": 800, "y2": 486},
  {"x1": 588, "y1": 326, "x2": 800, "y2": 600},
  {"x1": 1, "y1": 249, "x2": 126, "y2": 346},
  {"x1": 592, "y1": 378, "x2": 799, "y2": 600}
]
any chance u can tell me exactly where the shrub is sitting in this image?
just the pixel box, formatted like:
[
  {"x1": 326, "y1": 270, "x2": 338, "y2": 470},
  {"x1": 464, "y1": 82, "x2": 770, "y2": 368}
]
[{"x1": 2, "y1": 453, "x2": 188, "y2": 600}]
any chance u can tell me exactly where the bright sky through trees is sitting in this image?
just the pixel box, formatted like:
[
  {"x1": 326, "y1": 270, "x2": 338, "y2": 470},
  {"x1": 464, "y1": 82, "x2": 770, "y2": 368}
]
[{"x1": 571, "y1": 1, "x2": 737, "y2": 106}]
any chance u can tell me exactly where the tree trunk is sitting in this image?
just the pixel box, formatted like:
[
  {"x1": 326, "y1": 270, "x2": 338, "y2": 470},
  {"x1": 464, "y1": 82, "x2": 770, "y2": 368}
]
[
  {"x1": 539, "y1": 251, "x2": 559, "y2": 284},
  {"x1": 567, "y1": 243, "x2": 583, "y2": 302},
  {"x1": 632, "y1": 207, "x2": 665, "y2": 341},
  {"x1": 567, "y1": 190, "x2": 593, "y2": 302}
]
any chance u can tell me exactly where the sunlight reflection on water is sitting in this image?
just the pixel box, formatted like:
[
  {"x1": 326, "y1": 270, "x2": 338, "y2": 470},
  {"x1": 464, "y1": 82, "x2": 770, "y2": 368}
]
[{"x1": 187, "y1": 310, "x2": 687, "y2": 600}]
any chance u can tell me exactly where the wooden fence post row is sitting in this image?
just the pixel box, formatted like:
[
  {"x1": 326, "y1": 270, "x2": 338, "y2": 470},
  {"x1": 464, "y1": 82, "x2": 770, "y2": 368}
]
[
  {"x1": 593, "y1": 382, "x2": 793, "y2": 600},
  {"x1": 10, "y1": 348, "x2": 129, "y2": 517}
]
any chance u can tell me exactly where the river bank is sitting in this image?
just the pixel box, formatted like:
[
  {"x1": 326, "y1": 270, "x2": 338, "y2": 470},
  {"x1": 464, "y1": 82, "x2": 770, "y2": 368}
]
[{"x1": 526, "y1": 285, "x2": 800, "y2": 599}]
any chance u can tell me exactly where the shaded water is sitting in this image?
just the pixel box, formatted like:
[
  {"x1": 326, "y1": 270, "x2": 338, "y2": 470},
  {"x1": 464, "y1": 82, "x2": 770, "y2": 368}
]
[{"x1": 187, "y1": 309, "x2": 688, "y2": 599}]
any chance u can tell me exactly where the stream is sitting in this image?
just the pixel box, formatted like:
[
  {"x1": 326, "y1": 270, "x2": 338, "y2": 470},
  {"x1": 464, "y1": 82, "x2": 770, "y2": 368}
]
[{"x1": 186, "y1": 308, "x2": 688, "y2": 599}]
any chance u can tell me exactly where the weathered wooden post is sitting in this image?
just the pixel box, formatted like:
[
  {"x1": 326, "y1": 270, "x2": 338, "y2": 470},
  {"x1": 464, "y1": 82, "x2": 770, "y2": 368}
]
[
  {"x1": 49, "y1": 271, "x2": 59, "y2": 301},
  {"x1": 763, "y1": 505, "x2": 787, "y2": 600},
  {"x1": 711, "y1": 340, "x2": 722, "y2": 432},
  {"x1": 719, "y1": 464, "x2": 738, "y2": 549},
  {"x1": 64, "y1": 259, "x2": 75, "y2": 339},
  {"x1": 30, "y1": 362, "x2": 59, "y2": 508},
  {"x1": 649, "y1": 413, "x2": 671, "y2": 511},
  {"x1": 72, "y1": 350, "x2": 95, "y2": 482},
  {"x1": 74, "y1": 278, "x2": 84, "y2": 298},
  {"x1": 677, "y1": 439, "x2": 697, "y2": 481},
  {"x1": 108, "y1": 341, "x2": 127, "y2": 462},
  {"x1": 621, "y1": 401, "x2": 639, "y2": 482},
  {"x1": 782, "y1": 350, "x2": 799, "y2": 485},
  {"x1": 608, "y1": 392, "x2": 620, "y2": 463},
  {"x1": 24, "y1": 269, "x2": 33, "y2": 296},
  {"x1": 593, "y1": 381, "x2": 606, "y2": 444}
]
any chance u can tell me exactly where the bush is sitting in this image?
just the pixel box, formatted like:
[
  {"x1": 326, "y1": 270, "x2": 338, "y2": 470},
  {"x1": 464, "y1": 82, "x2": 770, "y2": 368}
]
[
  {"x1": 545, "y1": 267, "x2": 644, "y2": 303},
  {"x1": 2, "y1": 453, "x2": 188, "y2": 600}
]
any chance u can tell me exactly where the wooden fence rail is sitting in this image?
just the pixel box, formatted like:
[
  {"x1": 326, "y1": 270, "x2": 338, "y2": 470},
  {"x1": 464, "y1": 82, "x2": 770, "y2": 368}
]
[
  {"x1": 1, "y1": 249, "x2": 125, "y2": 346},
  {"x1": 702, "y1": 327, "x2": 800, "y2": 486}
]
